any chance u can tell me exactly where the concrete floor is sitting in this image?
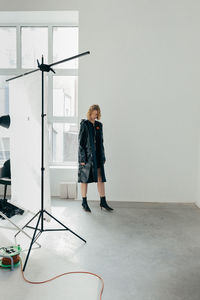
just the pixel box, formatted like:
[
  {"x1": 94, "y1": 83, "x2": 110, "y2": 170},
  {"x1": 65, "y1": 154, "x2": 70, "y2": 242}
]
[{"x1": 1, "y1": 198, "x2": 200, "y2": 300}]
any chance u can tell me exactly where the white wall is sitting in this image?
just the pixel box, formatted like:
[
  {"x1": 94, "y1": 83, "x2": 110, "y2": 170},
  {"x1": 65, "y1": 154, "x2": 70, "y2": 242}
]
[{"x1": 1, "y1": 0, "x2": 200, "y2": 204}]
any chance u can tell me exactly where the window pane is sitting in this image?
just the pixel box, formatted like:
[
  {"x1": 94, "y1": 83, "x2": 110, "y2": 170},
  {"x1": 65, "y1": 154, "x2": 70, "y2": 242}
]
[
  {"x1": 0, "y1": 76, "x2": 10, "y2": 115},
  {"x1": 21, "y1": 27, "x2": 48, "y2": 68},
  {"x1": 0, "y1": 138, "x2": 10, "y2": 163},
  {"x1": 53, "y1": 27, "x2": 78, "y2": 69},
  {"x1": 49, "y1": 123, "x2": 78, "y2": 163},
  {"x1": 0, "y1": 76, "x2": 11, "y2": 164},
  {"x1": 0, "y1": 27, "x2": 16, "y2": 68},
  {"x1": 53, "y1": 76, "x2": 78, "y2": 117}
]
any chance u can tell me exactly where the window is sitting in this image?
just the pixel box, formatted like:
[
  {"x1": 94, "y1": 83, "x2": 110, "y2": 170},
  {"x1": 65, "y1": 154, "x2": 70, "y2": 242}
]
[
  {"x1": 0, "y1": 76, "x2": 9, "y2": 115},
  {"x1": 53, "y1": 76, "x2": 78, "y2": 117},
  {"x1": 21, "y1": 27, "x2": 48, "y2": 69},
  {"x1": 49, "y1": 123, "x2": 78, "y2": 163},
  {"x1": 0, "y1": 137, "x2": 10, "y2": 161},
  {"x1": 0, "y1": 27, "x2": 16, "y2": 68},
  {"x1": 0, "y1": 20, "x2": 79, "y2": 166},
  {"x1": 0, "y1": 75, "x2": 11, "y2": 163},
  {"x1": 53, "y1": 27, "x2": 79, "y2": 69}
]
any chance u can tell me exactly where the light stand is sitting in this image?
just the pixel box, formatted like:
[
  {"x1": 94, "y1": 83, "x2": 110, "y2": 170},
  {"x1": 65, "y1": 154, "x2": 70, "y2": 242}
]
[{"x1": 6, "y1": 51, "x2": 90, "y2": 271}]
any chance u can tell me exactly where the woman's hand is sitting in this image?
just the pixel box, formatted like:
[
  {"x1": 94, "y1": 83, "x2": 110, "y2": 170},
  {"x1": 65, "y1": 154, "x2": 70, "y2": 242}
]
[{"x1": 80, "y1": 162, "x2": 86, "y2": 165}]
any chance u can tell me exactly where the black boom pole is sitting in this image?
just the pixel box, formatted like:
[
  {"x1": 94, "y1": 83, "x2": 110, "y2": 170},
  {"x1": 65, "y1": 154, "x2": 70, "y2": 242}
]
[{"x1": 6, "y1": 51, "x2": 90, "y2": 271}]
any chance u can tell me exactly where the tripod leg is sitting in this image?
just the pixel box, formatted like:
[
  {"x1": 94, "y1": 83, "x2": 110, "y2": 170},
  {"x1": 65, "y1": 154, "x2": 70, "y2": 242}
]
[
  {"x1": 44, "y1": 210, "x2": 86, "y2": 243},
  {"x1": 14, "y1": 210, "x2": 41, "y2": 239},
  {"x1": 0, "y1": 211, "x2": 41, "y2": 249},
  {"x1": 22, "y1": 212, "x2": 42, "y2": 272}
]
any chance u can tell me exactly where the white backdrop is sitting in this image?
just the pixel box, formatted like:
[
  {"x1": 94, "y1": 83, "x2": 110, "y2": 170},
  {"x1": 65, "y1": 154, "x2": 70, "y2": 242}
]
[
  {"x1": 9, "y1": 71, "x2": 51, "y2": 215},
  {"x1": 0, "y1": 4, "x2": 199, "y2": 205}
]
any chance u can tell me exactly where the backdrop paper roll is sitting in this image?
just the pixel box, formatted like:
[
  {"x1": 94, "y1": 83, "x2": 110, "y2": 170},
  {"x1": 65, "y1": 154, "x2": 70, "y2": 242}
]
[{"x1": 9, "y1": 71, "x2": 51, "y2": 218}]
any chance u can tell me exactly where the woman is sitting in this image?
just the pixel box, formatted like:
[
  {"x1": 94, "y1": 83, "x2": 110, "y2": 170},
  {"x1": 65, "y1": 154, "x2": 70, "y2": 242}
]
[{"x1": 78, "y1": 104, "x2": 113, "y2": 212}]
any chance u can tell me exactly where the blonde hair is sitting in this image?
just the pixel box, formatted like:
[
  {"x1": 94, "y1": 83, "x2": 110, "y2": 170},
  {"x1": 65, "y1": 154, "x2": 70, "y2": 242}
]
[{"x1": 87, "y1": 104, "x2": 101, "y2": 120}]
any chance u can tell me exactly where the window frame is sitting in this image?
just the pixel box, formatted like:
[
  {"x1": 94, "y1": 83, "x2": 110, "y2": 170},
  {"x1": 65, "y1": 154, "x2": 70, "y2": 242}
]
[{"x1": 0, "y1": 23, "x2": 79, "y2": 167}]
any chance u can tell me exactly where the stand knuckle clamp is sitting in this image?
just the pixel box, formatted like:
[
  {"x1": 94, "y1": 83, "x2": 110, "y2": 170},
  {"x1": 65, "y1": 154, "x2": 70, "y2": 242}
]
[{"x1": 37, "y1": 59, "x2": 56, "y2": 74}]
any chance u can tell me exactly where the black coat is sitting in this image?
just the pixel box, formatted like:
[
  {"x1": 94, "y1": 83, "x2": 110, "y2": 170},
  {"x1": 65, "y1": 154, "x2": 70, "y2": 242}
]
[{"x1": 78, "y1": 119, "x2": 106, "y2": 183}]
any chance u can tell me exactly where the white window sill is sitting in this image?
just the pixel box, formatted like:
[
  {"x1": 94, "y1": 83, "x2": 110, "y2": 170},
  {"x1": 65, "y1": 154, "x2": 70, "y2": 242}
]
[
  {"x1": 0, "y1": 164, "x2": 78, "y2": 169},
  {"x1": 49, "y1": 165, "x2": 78, "y2": 169}
]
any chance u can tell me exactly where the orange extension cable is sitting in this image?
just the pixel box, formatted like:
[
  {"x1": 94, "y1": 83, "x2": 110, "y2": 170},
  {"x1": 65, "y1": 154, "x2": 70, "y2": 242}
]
[
  {"x1": 0, "y1": 256, "x2": 104, "y2": 299},
  {"x1": 19, "y1": 258, "x2": 104, "y2": 299}
]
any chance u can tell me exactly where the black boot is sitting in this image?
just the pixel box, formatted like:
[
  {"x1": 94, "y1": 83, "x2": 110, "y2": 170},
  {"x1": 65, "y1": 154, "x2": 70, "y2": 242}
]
[
  {"x1": 100, "y1": 196, "x2": 113, "y2": 211},
  {"x1": 82, "y1": 197, "x2": 91, "y2": 212}
]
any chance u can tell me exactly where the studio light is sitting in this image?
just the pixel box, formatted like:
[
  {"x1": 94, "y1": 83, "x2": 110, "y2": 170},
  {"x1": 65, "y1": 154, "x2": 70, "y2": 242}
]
[{"x1": 0, "y1": 115, "x2": 11, "y2": 129}]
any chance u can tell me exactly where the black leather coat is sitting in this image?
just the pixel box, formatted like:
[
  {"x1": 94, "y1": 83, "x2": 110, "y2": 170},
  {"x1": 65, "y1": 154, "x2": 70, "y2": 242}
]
[{"x1": 78, "y1": 119, "x2": 106, "y2": 183}]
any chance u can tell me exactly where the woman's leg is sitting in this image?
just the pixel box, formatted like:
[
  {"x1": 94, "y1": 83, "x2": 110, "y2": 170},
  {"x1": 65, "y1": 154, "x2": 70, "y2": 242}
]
[
  {"x1": 97, "y1": 167, "x2": 113, "y2": 211},
  {"x1": 81, "y1": 183, "x2": 91, "y2": 212},
  {"x1": 81, "y1": 183, "x2": 88, "y2": 197},
  {"x1": 97, "y1": 168, "x2": 105, "y2": 197}
]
